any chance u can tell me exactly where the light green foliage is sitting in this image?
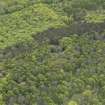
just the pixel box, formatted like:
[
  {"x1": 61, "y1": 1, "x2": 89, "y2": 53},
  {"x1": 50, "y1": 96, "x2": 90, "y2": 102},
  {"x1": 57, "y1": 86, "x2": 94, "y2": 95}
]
[
  {"x1": 68, "y1": 101, "x2": 78, "y2": 105},
  {"x1": 0, "y1": 3, "x2": 66, "y2": 49},
  {"x1": 0, "y1": 95, "x2": 4, "y2": 105},
  {"x1": 85, "y1": 10, "x2": 105, "y2": 23},
  {"x1": 82, "y1": 90, "x2": 92, "y2": 97}
]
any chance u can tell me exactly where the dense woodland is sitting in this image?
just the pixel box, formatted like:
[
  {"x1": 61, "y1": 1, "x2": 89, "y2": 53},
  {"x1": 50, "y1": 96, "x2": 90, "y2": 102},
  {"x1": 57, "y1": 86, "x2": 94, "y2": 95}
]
[{"x1": 0, "y1": 0, "x2": 105, "y2": 105}]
